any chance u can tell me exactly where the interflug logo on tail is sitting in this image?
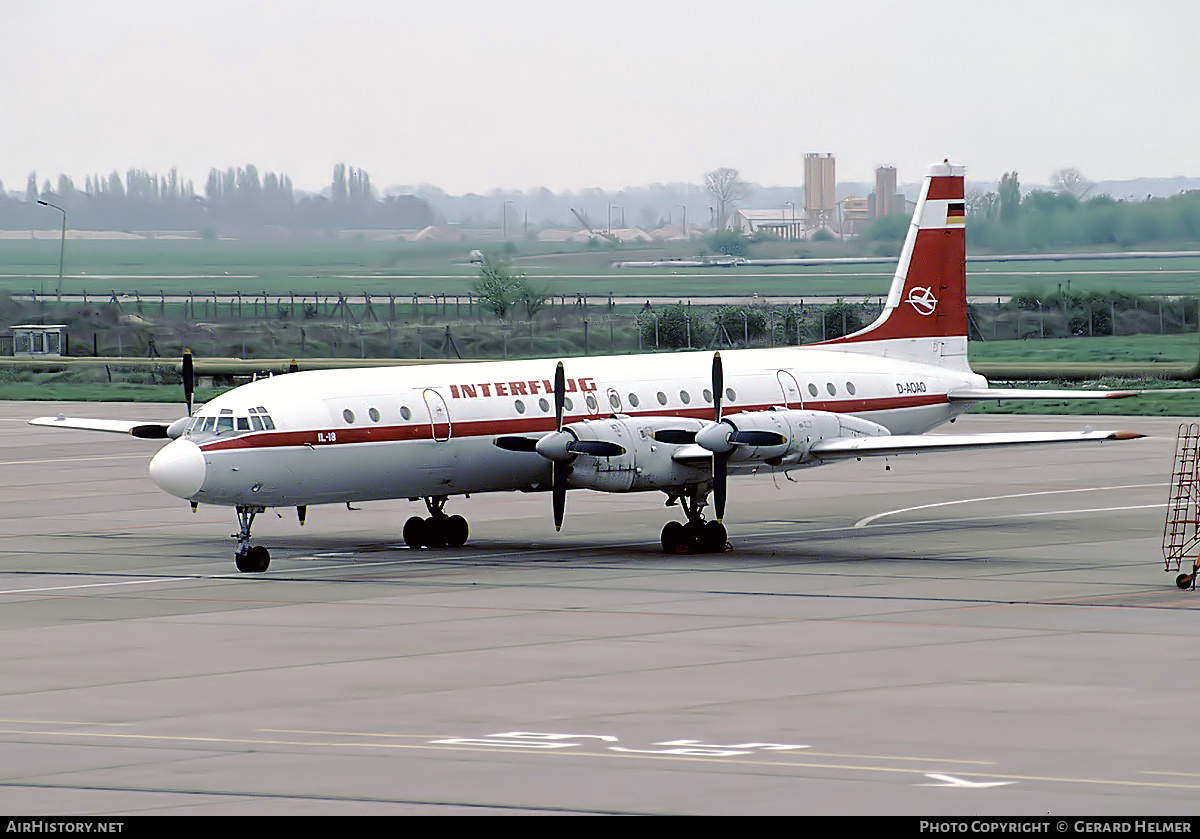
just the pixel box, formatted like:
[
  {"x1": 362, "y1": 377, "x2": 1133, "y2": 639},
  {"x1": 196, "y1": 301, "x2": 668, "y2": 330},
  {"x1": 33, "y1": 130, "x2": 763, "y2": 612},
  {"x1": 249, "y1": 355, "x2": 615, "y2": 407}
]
[{"x1": 905, "y1": 286, "x2": 938, "y2": 316}]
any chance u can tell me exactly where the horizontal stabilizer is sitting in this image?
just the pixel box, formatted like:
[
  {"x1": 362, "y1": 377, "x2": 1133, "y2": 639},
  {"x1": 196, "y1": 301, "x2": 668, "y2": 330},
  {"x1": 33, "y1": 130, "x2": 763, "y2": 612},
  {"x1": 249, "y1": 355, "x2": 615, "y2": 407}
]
[
  {"x1": 948, "y1": 387, "x2": 1138, "y2": 401},
  {"x1": 810, "y1": 429, "x2": 1144, "y2": 461}
]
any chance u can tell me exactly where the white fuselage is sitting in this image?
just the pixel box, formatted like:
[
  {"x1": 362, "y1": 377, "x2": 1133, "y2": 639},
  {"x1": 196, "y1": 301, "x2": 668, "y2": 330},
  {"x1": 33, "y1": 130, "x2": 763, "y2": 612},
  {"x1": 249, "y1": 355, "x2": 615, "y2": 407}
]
[{"x1": 154, "y1": 344, "x2": 986, "y2": 509}]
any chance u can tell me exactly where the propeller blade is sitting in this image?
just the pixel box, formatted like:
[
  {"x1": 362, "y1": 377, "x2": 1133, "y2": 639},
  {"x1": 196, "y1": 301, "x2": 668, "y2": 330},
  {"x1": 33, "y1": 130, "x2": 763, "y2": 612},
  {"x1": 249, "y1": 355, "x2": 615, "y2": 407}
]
[
  {"x1": 494, "y1": 436, "x2": 540, "y2": 452},
  {"x1": 651, "y1": 429, "x2": 697, "y2": 445},
  {"x1": 711, "y1": 352, "x2": 727, "y2": 522},
  {"x1": 712, "y1": 352, "x2": 723, "y2": 423},
  {"x1": 552, "y1": 361, "x2": 568, "y2": 531},
  {"x1": 182, "y1": 349, "x2": 195, "y2": 417},
  {"x1": 554, "y1": 361, "x2": 565, "y2": 433},
  {"x1": 728, "y1": 430, "x2": 787, "y2": 447},
  {"x1": 713, "y1": 452, "x2": 728, "y2": 522},
  {"x1": 552, "y1": 462, "x2": 568, "y2": 531},
  {"x1": 568, "y1": 440, "x2": 626, "y2": 457}
]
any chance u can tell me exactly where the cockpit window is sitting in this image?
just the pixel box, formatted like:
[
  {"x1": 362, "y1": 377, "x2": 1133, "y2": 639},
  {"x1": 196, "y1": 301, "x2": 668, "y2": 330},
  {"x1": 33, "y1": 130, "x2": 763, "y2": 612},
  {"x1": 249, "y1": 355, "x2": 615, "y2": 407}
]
[{"x1": 186, "y1": 408, "x2": 275, "y2": 440}]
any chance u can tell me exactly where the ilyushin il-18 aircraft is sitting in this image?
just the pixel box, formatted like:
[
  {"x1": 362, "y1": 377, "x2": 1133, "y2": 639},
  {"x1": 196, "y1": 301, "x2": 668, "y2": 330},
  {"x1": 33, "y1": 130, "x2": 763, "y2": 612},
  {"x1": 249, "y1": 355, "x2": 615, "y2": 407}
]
[{"x1": 32, "y1": 161, "x2": 1145, "y2": 573}]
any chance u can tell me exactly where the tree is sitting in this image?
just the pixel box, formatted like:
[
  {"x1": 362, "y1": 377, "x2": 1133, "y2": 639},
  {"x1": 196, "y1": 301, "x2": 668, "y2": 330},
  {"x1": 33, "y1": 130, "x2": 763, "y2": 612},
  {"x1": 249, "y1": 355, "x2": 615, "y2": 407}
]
[
  {"x1": 999, "y1": 172, "x2": 1021, "y2": 223},
  {"x1": 704, "y1": 167, "x2": 751, "y2": 229},
  {"x1": 1052, "y1": 168, "x2": 1094, "y2": 200},
  {"x1": 472, "y1": 254, "x2": 518, "y2": 319},
  {"x1": 707, "y1": 228, "x2": 749, "y2": 256}
]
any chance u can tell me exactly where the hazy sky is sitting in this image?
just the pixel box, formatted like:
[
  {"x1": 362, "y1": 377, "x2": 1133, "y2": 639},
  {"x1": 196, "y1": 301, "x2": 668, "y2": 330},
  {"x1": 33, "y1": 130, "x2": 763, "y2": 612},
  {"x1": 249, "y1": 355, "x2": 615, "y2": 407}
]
[{"x1": 2, "y1": 0, "x2": 1197, "y2": 195}]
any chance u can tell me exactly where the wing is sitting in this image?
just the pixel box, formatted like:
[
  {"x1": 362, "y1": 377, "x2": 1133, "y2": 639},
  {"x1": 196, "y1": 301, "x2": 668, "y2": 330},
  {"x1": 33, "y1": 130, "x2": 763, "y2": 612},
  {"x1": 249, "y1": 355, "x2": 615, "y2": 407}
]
[
  {"x1": 948, "y1": 387, "x2": 1138, "y2": 401},
  {"x1": 809, "y1": 428, "x2": 1144, "y2": 462},
  {"x1": 29, "y1": 414, "x2": 183, "y2": 439}
]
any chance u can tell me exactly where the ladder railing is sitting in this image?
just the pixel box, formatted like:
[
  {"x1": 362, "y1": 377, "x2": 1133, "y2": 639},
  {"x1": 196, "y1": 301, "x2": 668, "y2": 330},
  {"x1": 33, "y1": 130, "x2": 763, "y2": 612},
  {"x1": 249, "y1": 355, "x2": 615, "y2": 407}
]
[{"x1": 1163, "y1": 423, "x2": 1200, "y2": 587}]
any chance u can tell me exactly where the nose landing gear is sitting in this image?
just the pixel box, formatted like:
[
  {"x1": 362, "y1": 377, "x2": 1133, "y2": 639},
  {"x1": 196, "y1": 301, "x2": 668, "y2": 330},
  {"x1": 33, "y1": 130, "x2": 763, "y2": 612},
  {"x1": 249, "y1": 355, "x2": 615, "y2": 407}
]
[{"x1": 233, "y1": 505, "x2": 270, "y2": 572}]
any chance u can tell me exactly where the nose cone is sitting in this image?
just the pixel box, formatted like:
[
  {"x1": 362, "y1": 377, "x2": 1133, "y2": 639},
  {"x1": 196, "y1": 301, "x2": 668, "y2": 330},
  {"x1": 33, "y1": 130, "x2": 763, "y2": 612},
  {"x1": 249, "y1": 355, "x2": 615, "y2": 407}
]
[{"x1": 149, "y1": 439, "x2": 206, "y2": 499}]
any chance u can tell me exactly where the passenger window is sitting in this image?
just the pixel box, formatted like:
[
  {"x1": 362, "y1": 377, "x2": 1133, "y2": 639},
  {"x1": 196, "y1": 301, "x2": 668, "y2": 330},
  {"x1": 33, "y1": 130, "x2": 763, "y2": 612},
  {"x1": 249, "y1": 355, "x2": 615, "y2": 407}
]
[
  {"x1": 343, "y1": 409, "x2": 355, "y2": 424},
  {"x1": 679, "y1": 391, "x2": 691, "y2": 404},
  {"x1": 628, "y1": 393, "x2": 640, "y2": 408},
  {"x1": 808, "y1": 383, "x2": 819, "y2": 397},
  {"x1": 368, "y1": 407, "x2": 380, "y2": 422}
]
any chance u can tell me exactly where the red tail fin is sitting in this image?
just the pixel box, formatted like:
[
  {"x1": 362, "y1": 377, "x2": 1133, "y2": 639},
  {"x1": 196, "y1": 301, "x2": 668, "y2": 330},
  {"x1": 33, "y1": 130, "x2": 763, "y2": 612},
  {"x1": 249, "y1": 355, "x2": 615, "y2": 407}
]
[{"x1": 819, "y1": 161, "x2": 967, "y2": 347}]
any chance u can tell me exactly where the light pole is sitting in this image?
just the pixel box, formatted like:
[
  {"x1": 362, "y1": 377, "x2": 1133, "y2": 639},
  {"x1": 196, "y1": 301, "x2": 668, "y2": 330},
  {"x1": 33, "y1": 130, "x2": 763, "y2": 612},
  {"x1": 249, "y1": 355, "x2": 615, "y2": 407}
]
[
  {"x1": 785, "y1": 201, "x2": 795, "y2": 240},
  {"x1": 37, "y1": 200, "x2": 66, "y2": 297},
  {"x1": 503, "y1": 200, "x2": 515, "y2": 239}
]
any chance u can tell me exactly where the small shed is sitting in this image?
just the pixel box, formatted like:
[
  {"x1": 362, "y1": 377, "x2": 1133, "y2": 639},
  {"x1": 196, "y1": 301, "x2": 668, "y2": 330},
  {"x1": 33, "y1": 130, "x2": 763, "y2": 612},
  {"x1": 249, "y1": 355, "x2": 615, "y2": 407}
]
[{"x1": 12, "y1": 324, "x2": 68, "y2": 357}]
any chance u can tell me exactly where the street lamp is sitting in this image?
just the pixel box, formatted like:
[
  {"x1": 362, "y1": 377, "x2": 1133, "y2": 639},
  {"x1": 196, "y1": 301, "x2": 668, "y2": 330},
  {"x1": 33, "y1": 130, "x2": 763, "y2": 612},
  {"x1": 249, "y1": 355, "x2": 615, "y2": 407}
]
[
  {"x1": 36, "y1": 200, "x2": 66, "y2": 297},
  {"x1": 502, "y1": 200, "x2": 515, "y2": 239}
]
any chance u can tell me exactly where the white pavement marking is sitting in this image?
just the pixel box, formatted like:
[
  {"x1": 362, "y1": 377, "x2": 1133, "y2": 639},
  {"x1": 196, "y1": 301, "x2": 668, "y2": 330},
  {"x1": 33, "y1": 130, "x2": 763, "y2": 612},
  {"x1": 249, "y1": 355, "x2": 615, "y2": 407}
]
[
  {"x1": 855, "y1": 484, "x2": 1167, "y2": 529},
  {"x1": 920, "y1": 773, "x2": 1015, "y2": 788}
]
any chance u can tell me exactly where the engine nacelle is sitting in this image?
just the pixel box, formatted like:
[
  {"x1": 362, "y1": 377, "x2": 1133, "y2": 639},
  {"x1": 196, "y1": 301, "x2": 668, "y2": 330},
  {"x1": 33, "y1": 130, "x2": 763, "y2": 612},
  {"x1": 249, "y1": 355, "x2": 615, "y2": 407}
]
[
  {"x1": 715, "y1": 408, "x2": 890, "y2": 466},
  {"x1": 562, "y1": 415, "x2": 711, "y2": 492}
]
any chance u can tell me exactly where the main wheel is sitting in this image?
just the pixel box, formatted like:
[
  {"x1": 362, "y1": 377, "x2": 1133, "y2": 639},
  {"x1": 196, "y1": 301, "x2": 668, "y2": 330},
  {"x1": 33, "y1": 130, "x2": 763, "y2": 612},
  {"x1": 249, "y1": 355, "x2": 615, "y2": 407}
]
[
  {"x1": 403, "y1": 516, "x2": 427, "y2": 549},
  {"x1": 661, "y1": 520, "x2": 686, "y2": 554},
  {"x1": 444, "y1": 514, "x2": 469, "y2": 547},
  {"x1": 422, "y1": 516, "x2": 448, "y2": 548},
  {"x1": 701, "y1": 521, "x2": 728, "y2": 553},
  {"x1": 1177, "y1": 573, "x2": 1194, "y2": 590}
]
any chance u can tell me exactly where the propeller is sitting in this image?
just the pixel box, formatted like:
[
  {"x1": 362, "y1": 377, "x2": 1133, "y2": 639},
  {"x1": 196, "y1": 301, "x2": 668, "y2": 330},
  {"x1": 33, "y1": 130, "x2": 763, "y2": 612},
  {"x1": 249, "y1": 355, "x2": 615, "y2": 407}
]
[
  {"x1": 693, "y1": 353, "x2": 784, "y2": 522},
  {"x1": 495, "y1": 362, "x2": 623, "y2": 531},
  {"x1": 130, "y1": 349, "x2": 197, "y2": 439}
]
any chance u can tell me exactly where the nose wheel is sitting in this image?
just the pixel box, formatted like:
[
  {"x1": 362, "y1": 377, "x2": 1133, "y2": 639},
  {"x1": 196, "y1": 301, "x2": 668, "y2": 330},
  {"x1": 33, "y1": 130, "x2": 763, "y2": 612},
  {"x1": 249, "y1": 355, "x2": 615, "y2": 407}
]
[{"x1": 233, "y1": 505, "x2": 270, "y2": 572}]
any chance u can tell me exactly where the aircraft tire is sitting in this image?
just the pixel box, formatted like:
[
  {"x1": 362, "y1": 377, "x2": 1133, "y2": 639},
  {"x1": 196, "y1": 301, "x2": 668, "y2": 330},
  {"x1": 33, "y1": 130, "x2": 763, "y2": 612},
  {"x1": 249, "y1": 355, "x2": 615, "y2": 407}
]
[
  {"x1": 423, "y1": 516, "x2": 448, "y2": 548},
  {"x1": 445, "y1": 515, "x2": 469, "y2": 547},
  {"x1": 403, "y1": 516, "x2": 426, "y2": 549},
  {"x1": 661, "y1": 521, "x2": 686, "y2": 554},
  {"x1": 702, "y1": 521, "x2": 727, "y2": 553}
]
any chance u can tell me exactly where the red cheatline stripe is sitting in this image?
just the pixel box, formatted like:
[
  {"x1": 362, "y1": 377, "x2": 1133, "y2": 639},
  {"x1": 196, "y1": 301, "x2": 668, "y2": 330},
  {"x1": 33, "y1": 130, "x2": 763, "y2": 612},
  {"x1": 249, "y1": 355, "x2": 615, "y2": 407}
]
[
  {"x1": 926, "y1": 176, "x2": 964, "y2": 201},
  {"x1": 198, "y1": 393, "x2": 949, "y2": 452}
]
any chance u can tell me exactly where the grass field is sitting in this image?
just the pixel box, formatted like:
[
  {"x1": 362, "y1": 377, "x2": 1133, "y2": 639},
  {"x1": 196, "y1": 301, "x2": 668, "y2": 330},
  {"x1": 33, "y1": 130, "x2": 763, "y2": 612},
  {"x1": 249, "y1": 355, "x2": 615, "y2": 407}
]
[{"x1": 3, "y1": 238, "x2": 1200, "y2": 300}]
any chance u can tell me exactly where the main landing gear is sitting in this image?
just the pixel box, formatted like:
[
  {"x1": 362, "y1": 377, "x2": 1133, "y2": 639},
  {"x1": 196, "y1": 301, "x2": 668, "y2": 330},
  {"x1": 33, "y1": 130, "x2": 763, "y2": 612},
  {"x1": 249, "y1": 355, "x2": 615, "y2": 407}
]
[
  {"x1": 403, "y1": 496, "x2": 469, "y2": 549},
  {"x1": 661, "y1": 488, "x2": 729, "y2": 555},
  {"x1": 234, "y1": 505, "x2": 270, "y2": 572}
]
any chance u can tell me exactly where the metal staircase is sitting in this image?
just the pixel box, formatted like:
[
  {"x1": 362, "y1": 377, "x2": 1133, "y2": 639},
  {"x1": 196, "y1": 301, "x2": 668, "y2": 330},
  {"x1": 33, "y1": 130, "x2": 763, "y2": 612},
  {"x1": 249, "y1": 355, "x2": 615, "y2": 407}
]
[{"x1": 1164, "y1": 423, "x2": 1200, "y2": 589}]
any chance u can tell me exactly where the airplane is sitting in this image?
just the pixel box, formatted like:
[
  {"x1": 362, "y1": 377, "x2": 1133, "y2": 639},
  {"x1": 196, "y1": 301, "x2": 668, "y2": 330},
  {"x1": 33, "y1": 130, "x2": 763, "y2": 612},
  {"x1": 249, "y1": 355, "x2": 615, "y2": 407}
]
[{"x1": 31, "y1": 161, "x2": 1146, "y2": 573}]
